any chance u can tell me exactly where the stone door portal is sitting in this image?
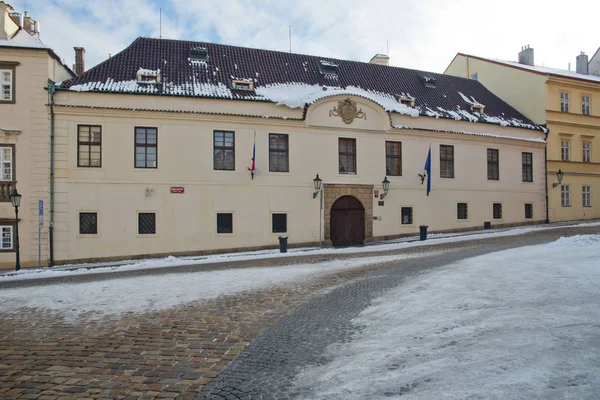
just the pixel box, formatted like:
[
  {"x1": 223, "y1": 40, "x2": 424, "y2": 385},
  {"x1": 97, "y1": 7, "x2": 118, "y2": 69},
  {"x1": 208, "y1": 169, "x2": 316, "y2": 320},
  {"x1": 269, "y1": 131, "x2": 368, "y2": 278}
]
[{"x1": 330, "y1": 195, "x2": 365, "y2": 246}]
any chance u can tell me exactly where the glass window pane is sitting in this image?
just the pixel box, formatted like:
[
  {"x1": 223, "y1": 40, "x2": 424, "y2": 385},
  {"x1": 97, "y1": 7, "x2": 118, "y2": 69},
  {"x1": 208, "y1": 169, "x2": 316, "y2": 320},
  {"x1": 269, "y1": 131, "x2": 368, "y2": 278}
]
[
  {"x1": 214, "y1": 132, "x2": 224, "y2": 147},
  {"x1": 146, "y1": 130, "x2": 157, "y2": 144},
  {"x1": 136, "y1": 132, "x2": 146, "y2": 144}
]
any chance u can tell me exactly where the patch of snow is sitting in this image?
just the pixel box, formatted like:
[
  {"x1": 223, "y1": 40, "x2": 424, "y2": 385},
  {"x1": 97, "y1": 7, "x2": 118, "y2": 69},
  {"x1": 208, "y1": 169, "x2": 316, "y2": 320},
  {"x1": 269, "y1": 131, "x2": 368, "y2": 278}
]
[
  {"x1": 294, "y1": 234, "x2": 600, "y2": 399},
  {"x1": 455, "y1": 108, "x2": 479, "y2": 122},
  {"x1": 137, "y1": 68, "x2": 160, "y2": 76},
  {"x1": 0, "y1": 252, "x2": 440, "y2": 321},
  {"x1": 458, "y1": 91, "x2": 484, "y2": 107},
  {"x1": 320, "y1": 60, "x2": 338, "y2": 68},
  {"x1": 0, "y1": 30, "x2": 48, "y2": 49},
  {"x1": 255, "y1": 83, "x2": 420, "y2": 117}
]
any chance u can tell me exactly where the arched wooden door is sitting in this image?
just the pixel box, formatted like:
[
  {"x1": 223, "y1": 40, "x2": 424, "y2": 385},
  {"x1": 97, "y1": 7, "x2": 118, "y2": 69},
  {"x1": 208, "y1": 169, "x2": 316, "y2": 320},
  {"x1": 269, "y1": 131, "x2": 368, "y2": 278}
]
[{"x1": 330, "y1": 195, "x2": 365, "y2": 246}]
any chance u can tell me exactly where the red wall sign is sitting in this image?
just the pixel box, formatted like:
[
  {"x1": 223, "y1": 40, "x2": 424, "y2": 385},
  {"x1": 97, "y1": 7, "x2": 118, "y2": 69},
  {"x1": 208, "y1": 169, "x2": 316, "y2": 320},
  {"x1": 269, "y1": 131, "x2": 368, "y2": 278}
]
[{"x1": 170, "y1": 186, "x2": 185, "y2": 194}]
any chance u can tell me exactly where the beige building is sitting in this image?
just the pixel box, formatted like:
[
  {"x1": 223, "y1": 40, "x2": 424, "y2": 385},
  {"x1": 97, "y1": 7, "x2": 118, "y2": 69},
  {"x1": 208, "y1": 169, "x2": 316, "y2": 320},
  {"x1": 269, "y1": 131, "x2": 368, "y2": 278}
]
[
  {"x1": 446, "y1": 46, "x2": 600, "y2": 222},
  {"x1": 0, "y1": 1, "x2": 73, "y2": 269},
  {"x1": 31, "y1": 37, "x2": 547, "y2": 266}
]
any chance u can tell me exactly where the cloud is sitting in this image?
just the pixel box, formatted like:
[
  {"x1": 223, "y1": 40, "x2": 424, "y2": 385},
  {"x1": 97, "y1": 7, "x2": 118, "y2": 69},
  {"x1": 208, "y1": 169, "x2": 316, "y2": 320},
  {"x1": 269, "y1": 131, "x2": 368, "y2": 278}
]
[{"x1": 15, "y1": 0, "x2": 600, "y2": 74}]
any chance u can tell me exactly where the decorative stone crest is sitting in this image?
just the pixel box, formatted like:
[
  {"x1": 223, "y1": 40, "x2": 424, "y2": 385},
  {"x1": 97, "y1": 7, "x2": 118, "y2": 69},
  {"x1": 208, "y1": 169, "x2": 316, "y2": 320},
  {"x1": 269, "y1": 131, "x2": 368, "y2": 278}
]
[{"x1": 329, "y1": 98, "x2": 366, "y2": 124}]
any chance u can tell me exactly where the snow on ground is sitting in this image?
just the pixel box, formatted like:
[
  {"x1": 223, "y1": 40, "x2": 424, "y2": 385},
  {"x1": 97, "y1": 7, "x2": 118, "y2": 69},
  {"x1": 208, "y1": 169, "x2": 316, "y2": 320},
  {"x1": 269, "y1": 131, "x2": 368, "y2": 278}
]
[
  {"x1": 293, "y1": 235, "x2": 600, "y2": 399},
  {"x1": 2, "y1": 221, "x2": 599, "y2": 282},
  {"x1": 0, "y1": 252, "x2": 440, "y2": 322}
]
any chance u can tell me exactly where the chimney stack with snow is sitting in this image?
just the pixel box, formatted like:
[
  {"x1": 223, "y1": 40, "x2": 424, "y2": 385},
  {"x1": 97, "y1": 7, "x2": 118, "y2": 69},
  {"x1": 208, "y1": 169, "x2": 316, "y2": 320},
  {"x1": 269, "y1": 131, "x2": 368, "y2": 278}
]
[
  {"x1": 369, "y1": 54, "x2": 390, "y2": 66},
  {"x1": 74, "y1": 47, "x2": 86, "y2": 76},
  {"x1": 576, "y1": 52, "x2": 589, "y2": 75},
  {"x1": 518, "y1": 45, "x2": 534, "y2": 66}
]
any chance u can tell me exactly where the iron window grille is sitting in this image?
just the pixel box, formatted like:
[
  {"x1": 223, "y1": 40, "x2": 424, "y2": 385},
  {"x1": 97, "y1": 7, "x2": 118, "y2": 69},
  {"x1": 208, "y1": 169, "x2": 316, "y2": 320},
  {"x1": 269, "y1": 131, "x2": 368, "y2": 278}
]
[
  {"x1": 339, "y1": 138, "x2": 357, "y2": 174},
  {"x1": 457, "y1": 203, "x2": 468, "y2": 220},
  {"x1": 385, "y1": 141, "x2": 402, "y2": 176},
  {"x1": 0, "y1": 226, "x2": 13, "y2": 249},
  {"x1": 582, "y1": 95, "x2": 590, "y2": 116},
  {"x1": 522, "y1": 152, "x2": 533, "y2": 182},
  {"x1": 560, "y1": 92, "x2": 569, "y2": 112},
  {"x1": 401, "y1": 207, "x2": 413, "y2": 224},
  {"x1": 582, "y1": 185, "x2": 592, "y2": 207},
  {"x1": 487, "y1": 149, "x2": 499, "y2": 180},
  {"x1": 214, "y1": 131, "x2": 235, "y2": 170},
  {"x1": 269, "y1": 134, "x2": 289, "y2": 172},
  {"x1": 272, "y1": 213, "x2": 287, "y2": 233},
  {"x1": 79, "y1": 212, "x2": 98, "y2": 234},
  {"x1": 561, "y1": 185, "x2": 570, "y2": 207},
  {"x1": 525, "y1": 204, "x2": 533, "y2": 219},
  {"x1": 77, "y1": 125, "x2": 102, "y2": 167},
  {"x1": 493, "y1": 203, "x2": 502, "y2": 219},
  {"x1": 560, "y1": 140, "x2": 570, "y2": 161},
  {"x1": 440, "y1": 145, "x2": 454, "y2": 178},
  {"x1": 138, "y1": 213, "x2": 156, "y2": 234},
  {"x1": 135, "y1": 127, "x2": 158, "y2": 168},
  {"x1": 217, "y1": 213, "x2": 233, "y2": 233}
]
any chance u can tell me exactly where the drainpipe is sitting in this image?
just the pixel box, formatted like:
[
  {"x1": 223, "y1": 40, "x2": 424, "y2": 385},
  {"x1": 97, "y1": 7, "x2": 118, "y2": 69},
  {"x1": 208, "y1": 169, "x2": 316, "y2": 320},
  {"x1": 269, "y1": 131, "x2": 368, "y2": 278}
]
[
  {"x1": 544, "y1": 127, "x2": 550, "y2": 224},
  {"x1": 47, "y1": 80, "x2": 56, "y2": 266}
]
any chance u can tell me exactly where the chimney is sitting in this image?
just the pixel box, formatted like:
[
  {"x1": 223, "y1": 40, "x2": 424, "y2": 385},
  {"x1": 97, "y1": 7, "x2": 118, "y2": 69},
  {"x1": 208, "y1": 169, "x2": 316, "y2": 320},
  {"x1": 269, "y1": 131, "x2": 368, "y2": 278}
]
[
  {"x1": 369, "y1": 53, "x2": 390, "y2": 66},
  {"x1": 518, "y1": 45, "x2": 534, "y2": 66},
  {"x1": 576, "y1": 52, "x2": 589, "y2": 75},
  {"x1": 22, "y1": 11, "x2": 35, "y2": 35},
  {"x1": 9, "y1": 12, "x2": 22, "y2": 27},
  {"x1": 74, "y1": 47, "x2": 86, "y2": 76}
]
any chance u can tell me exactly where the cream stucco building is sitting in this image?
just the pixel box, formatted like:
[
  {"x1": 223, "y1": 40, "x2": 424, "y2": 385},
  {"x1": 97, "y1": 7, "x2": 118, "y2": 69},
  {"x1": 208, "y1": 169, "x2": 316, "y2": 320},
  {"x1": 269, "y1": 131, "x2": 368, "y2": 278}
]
[
  {"x1": 446, "y1": 46, "x2": 600, "y2": 223},
  {"x1": 30, "y1": 37, "x2": 547, "y2": 266},
  {"x1": 0, "y1": 1, "x2": 73, "y2": 269}
]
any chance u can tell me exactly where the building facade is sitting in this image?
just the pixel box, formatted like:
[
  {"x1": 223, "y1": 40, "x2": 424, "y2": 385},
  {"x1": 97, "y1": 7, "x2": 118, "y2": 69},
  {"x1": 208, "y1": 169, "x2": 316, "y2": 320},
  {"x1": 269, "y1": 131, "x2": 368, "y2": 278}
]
[
  {"x1": 36, "y1": 37, "x2": 547, "y2": 265},
  {"x1": 445, "y1": 47, "x2": 600, "y2": 223},
  {"x1": 0, "y1": 1, "x2": 74, "y2": 269}
]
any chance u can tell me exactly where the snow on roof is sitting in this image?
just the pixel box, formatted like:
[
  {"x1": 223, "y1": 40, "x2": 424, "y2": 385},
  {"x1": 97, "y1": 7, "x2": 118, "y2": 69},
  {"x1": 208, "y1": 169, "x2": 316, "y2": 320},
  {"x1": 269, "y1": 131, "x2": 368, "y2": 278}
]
[
  {"x1": 392, "y1": 124, "x2": 546, "y2": 143},
  {"x1": 458, "y1": 92, "x2": 484, "y2": 107},
  {"x1": 137, "y1": 68, "x2": 160, "y2": 76},
  {"x1": 0, "y1": 29, "x2": 48, "y2": 49},
  {"x1": 461, "y1": 53, "x2": 600, "y2": 84}
]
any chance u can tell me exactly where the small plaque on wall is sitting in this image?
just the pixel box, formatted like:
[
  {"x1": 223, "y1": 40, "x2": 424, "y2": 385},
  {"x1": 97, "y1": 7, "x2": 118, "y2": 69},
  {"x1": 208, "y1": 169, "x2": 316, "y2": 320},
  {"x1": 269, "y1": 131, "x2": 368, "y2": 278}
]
[{"x1": 378, "y1": 201, "x2": 384, "y2": 206}]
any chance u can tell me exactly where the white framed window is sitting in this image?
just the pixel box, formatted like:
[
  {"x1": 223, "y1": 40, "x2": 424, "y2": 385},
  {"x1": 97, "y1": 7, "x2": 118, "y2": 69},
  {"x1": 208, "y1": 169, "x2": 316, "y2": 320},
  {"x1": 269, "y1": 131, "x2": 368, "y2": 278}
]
[
  {"x1": 582, "y1": 185, "x2": 591, "y2": 207},
  {"x1": 583, "y1": 141, "x2": 591, "y2": 163},
  {"x1": 0, "y1": 147, "x2": 12, "y2": 181},
  {"x1": 560, "y1": 92, "x2": 569, "y2": 112},
  {"x1": 1, "y1": 226, "x2": 13, "y2": 249},
  {"x1": 582, "y1": 95, "x2": 591, "y2": 115},
  {"x1": 561, "y1": 185, "x2": 570, "y2": 207},
  {"x1": 1, "y1": 69, "x2": 12, "y2": 101},
  {"x1": 561, "y1": 140, "x2": 570, "y2": 161}
]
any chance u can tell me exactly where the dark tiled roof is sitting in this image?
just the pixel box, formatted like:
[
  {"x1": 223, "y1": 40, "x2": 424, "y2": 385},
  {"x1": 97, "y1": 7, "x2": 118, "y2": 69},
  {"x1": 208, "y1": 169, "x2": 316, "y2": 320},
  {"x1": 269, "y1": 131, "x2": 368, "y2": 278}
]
[{"x1": 60, "y1": 37, "x2": 544, "y2": 131}]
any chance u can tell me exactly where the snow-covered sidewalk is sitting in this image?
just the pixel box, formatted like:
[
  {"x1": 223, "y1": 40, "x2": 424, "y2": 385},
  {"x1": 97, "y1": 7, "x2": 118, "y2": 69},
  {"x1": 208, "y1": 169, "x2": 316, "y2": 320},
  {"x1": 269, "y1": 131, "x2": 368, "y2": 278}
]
[
  {"x1": 293, "y1": 234, "x2": 600, "y2": 399},
  {"x1": 0, "y1": 251, "x2": 442, "y2": 321},
  {"x1": 2, "y1": 220, "x2": 599, "y2": 283}
]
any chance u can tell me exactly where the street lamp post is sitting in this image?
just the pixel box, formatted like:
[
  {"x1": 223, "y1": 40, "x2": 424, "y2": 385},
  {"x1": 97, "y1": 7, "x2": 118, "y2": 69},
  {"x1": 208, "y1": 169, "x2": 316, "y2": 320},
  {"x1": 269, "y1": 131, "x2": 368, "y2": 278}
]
[
  {"x1": 9, "y1": 188, "x2": 21, "y2": 271},
  {"x1": 313, "y1": 174, "x2": 323, "y2": 249}
]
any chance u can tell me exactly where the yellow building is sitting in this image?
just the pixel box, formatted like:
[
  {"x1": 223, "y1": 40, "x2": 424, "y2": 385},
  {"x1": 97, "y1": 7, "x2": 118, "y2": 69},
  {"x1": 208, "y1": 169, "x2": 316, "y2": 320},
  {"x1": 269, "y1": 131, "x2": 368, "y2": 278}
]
[
  {"x1": 0, "y1": 1, "x2": 73, "y2": 269},
  {"x1": 446, "y1": 46, "x2": 600, "y2": 222}
]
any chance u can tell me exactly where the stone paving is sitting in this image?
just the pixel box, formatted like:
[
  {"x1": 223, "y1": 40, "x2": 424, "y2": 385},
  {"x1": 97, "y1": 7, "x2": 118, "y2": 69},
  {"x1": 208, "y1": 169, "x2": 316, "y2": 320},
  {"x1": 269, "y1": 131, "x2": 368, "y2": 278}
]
[{"x1": 0, "y1": 224, "x2": 598, "y2": 400}]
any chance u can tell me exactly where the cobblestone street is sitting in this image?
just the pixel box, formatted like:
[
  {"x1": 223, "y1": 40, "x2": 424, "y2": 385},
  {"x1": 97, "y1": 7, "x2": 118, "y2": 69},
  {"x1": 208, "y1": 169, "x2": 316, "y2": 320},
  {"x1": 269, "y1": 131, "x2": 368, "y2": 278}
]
[{"x1": 0, "y1": 224, "x2": 599, "y2": 399}]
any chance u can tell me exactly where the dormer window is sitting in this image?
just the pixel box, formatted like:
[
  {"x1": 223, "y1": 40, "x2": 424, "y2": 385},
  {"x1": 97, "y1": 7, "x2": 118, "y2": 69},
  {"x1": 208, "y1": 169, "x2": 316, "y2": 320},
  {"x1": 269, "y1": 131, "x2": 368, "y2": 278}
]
[
  {"x1": 398, "y1": 96, "x2": 415, "y2": 107},
  {"x1": 470, "y1": 104, "x2": 485, "y2": 113},
  {"x1": 319, "y1": 60, "x2": 338, "y2": 75},
  {"x1": 421, "y1": 75, "x2": 437, "y2": 88},
  {"x1": 232, "y1": 79, "x2": 254, "y2": 91},
  {"x1": 137, "y1": 68, "x2": 161, "y2": 84},
  {"x1": 190, "y1": 47, "x2": 209, "y2": 62}
]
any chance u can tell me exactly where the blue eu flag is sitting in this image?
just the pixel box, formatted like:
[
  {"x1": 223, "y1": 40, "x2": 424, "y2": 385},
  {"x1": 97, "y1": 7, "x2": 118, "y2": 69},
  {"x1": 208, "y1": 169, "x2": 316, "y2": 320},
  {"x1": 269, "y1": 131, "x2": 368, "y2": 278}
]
[{"x1": 424, "y1": 147, "x2": 431, "y2": 196}]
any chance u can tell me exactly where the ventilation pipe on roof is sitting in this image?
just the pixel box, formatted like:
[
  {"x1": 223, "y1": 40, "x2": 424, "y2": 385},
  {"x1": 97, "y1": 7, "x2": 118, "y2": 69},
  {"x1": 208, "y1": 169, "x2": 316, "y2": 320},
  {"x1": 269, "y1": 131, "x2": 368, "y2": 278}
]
[
  {"x1": 518, "y1": 45, "x2": 534, "y2": 66},
  {"x1": 74, "y1": 47, "x2": 86, "y2": 76},
  {"x1": 576, "y1": 52, "x2": 589, "y2": 75}
]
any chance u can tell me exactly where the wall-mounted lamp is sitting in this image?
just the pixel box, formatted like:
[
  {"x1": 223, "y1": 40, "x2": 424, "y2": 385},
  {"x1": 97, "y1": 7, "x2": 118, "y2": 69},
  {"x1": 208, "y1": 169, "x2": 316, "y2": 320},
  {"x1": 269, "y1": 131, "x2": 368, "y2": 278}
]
[
  {"x1": 313, "y1": 174, "x2": 322, "y2": 198},
  {"x1": 552, "y1": 169, "x2": 564, "y2": 188},
  {"x1": 380, "y1": 176, "x2": 390, "y2": 200}
]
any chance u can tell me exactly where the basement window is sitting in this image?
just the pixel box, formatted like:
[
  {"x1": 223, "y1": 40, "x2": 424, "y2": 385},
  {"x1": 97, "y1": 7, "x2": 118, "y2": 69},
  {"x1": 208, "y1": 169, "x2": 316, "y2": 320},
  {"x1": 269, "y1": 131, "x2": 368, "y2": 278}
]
[
  {"x1": 319, "y1": 60, "x2": 338, "y2": 75},
  {"x1": 231, "y1": 80, "x2": 254, "y2": 91}
]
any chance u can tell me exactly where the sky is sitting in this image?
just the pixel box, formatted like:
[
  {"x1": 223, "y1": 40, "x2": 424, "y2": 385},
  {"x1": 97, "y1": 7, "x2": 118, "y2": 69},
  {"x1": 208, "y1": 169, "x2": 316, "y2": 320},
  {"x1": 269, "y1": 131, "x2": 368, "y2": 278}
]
[{"x1": 12, "y1": 0, "x2": 600, "y2": 74}]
